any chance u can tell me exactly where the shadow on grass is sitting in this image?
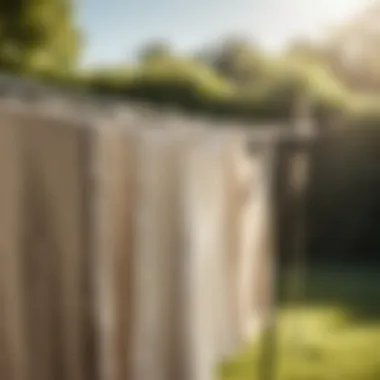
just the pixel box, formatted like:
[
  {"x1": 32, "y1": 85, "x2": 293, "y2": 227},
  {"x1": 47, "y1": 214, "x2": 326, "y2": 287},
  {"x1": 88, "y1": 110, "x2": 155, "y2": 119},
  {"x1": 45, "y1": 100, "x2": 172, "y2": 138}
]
[
  {"x1": 218, "y1": 264, "x2": 380, "y2": 380},
  {"x1": 301, "y1": 265, "x2": 380, "y2": 324}
]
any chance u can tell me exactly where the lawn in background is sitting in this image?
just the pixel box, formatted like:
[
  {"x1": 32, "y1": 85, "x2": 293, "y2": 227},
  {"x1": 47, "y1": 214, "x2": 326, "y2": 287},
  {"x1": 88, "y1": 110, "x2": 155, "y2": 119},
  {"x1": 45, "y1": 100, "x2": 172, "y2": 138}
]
[{"x1": 219, "y1": 265, "x2": 380, "y2": 380}]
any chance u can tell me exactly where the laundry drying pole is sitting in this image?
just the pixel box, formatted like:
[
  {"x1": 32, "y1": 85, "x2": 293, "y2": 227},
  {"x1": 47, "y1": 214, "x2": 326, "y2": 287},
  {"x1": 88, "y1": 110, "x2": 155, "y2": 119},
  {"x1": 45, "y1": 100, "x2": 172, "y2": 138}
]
[{"x1": 257, "y1": 94, "x2": 317, "y2": 380}]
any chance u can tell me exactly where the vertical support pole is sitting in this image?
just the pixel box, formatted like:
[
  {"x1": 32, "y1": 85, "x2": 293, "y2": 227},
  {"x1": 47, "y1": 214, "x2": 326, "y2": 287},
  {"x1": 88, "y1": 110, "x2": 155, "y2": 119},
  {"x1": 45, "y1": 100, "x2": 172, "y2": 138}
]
[
  {"x1": 257, "y1": 136, "x2": 282, "y2": 380},
  {"x1": 283, "y1": 95, "x2": 317, "y2": 357},
  {"x1": 258, "y1": 95, "x2": 316, "y2": 380},
  {"x1": 288, "y1": 96, "x2": 315, "y2": 317}
]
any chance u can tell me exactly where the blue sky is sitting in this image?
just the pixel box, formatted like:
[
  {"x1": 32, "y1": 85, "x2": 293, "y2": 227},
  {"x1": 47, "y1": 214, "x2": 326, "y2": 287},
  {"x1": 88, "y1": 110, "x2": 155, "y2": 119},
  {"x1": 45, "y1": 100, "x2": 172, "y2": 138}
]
[{"x1": 77, "y1": 0, "x2": 367, "y2": 68}]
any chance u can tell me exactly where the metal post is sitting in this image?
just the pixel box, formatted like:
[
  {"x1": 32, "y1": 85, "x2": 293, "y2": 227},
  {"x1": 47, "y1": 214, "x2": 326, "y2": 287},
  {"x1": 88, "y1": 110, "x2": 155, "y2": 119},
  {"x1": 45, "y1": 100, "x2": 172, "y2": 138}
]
[
  {"x1": 257, "y1": 136, "x2": 282, "y2": 380},
  {"x1": 286, "y1": 95, "x2": 316, "y2": 352},
  {"x1": 258, "y1": 95, "x2": 316, "y2": 380}
]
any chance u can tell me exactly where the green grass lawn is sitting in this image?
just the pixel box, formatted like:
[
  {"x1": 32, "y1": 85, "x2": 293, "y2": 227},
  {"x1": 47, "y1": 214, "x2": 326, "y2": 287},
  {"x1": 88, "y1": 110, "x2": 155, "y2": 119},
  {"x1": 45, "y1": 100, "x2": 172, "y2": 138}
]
[{"x1": 218, "y1": 265, "x2": 380, "y2": 380}]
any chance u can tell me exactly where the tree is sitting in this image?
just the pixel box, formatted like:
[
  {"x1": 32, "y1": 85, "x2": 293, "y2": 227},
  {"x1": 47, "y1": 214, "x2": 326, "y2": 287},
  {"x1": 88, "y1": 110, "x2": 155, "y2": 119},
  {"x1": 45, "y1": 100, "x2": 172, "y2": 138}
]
[
  {"x1": 137, "y1": 41, "x2": 173, "y2": 64},
  {"x1": 198, "y1": 36, "x2": 265, "y2": 88},
  {"x1": 0, "y1": 0, "x2": 81, "y2": 75}
]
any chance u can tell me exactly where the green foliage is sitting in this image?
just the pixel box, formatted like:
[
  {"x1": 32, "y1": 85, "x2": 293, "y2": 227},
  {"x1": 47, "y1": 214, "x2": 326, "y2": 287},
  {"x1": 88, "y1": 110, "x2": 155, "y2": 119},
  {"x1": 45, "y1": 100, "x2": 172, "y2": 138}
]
[
  {"x1": 137, "y1": 41, "x2": 173, "y2": 64},
  {"x1": 0, "y1": 0, "x2": 81, "y2": 74},
  {"x1": 124, "y1": 58, "x2": 236, "y2": 111},
  {"x1": 201, "y1": 36, "x2": 266, "y2": 87},
  {"x1": 77, "y1": 52, "x2": 350, "y2": 122},
  {"x1": 72, "y1": 38, "x2": 357, "y2": 122}
]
